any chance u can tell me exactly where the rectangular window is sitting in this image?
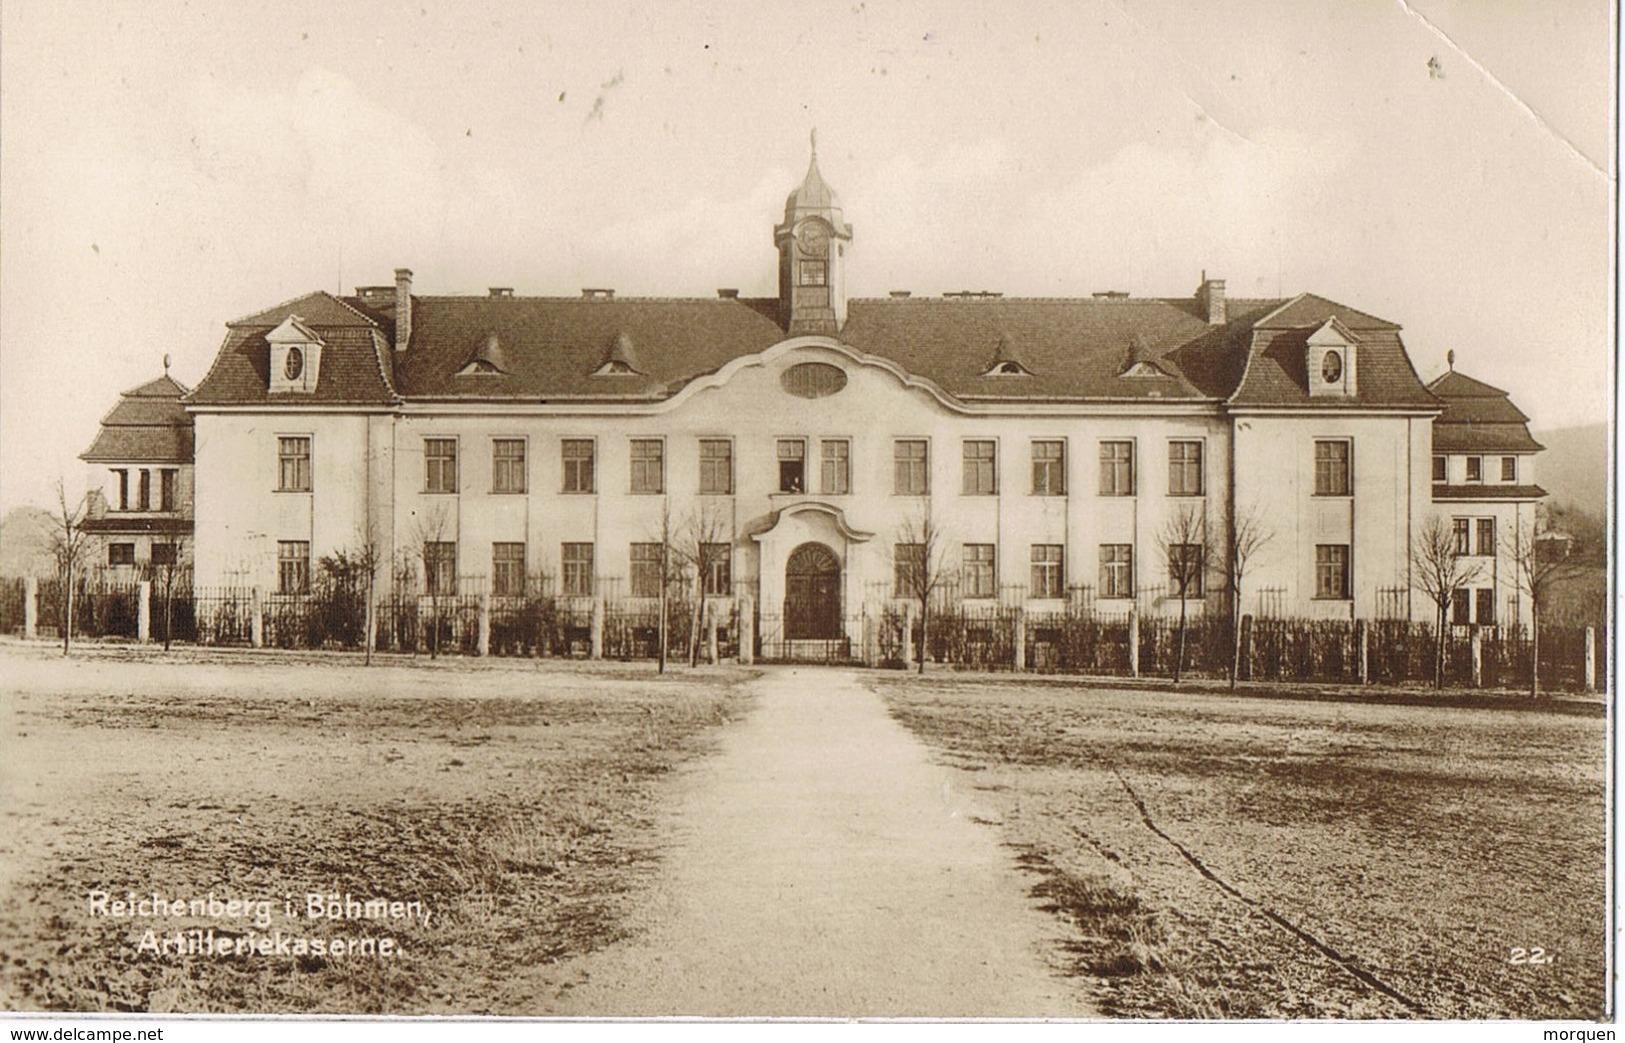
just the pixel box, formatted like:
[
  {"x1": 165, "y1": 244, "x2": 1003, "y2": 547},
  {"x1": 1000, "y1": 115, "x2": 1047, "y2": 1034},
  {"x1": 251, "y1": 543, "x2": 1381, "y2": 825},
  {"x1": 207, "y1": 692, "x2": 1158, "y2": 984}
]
[
  {"x1": 424, "y1": 541, "x2": 457, "y2": 596},
  {"x1": 699, "y1": 439, "x2": 734, "y2": 495},
  {"x1": 1168, "y1": 543, "x2": 1204, "y2": 598},
  {"x1": 562, "y1": 439, "x2": 596, "y2": 493},
  {"x1": 893, "y1": 542, "x2": 926, "y2": 598},
  {"x1": 1315, "y1": 544, "x2": 1350, "y2": 599},
  {"x1": 629, "y1": 439, "x2": 664, "y2": 494},
  {"x1": 115, "y1": 470, "x2": 129, "y2": 511},
  {"x1": 1099, "y1": 544, "x2": 1132, "y2": 599},
  {"x1": 492, "y1": 439, "x2": 527, "y2": 494},
  {"x1": 630, "y1": 542, "x2": 664, "y2": 598},
  {"x1": 562, "y1": 542, "x2": 594, "y2": 596},
  {"x1": 137, "y1": 469, "x2": 151, "y2": 511},
  {"x1": 492, "y1": 542, "x2": 526, "y2": 597},
  {"x1": 963, "y1": 543, "x2": 996, "y2": 599},
  {"x1": 1313, "y1": 440, "x2": 1351, "y2": 496},
  {"x1": 1032, "y1": 544, "x2": 1065, "y2": 599},
  {"x1": 1500, "y1": 456, "x2": 1517, "y2": 482},
  {"x1": 424, "y1": 438, "x2": 458, "y2": 494},
  {"x1": 1168, "y1": 441, "x2": 1204, "y2": 497},
  {"x1": 1476, "y1": 518, "x2": 1496, "y2": 557},
  {"x1": 778, "y1": 439, "x2": 807, "y2": 493},
  {"x1": 1099, "y1": 441, "x2": 1134, "y2": 496},
  {"x1": 278, "y1": 540, "x2": 310, "y2": 595},
  {"x1": 962, "y1": 440, "x2": 997, "y2": 495},
  {"x1": 108, "y1": 542, "x2": 135, "y2": 566},
  {"x1": 798, "y1": 259, "x2": 827, "y2": 286},
  {"x1": 702, "y1": 543, "x2": 732, "y2": 597},
  {"x1": 820, "y1": 439, "x2": 851, "y2": 495},
  {"x1": 159, "y1": 469, "x2": 178, "y2": 512},
  {"x1": 1476, "y1": 588, "x2": 1496, "y2": 625},
  {"x1": 1453, "y1": 518, "x2": 1471, "y2": 555},
  {"x1": 151, "y1": 543, "x2": 177, "y2": 567},
  {"x1": 1031, "y1": 440, "x2": 1065, "y2": 496},
  {"x1": 1451, "y1": 587, "x2": 1471, "y2": 625},
  {"x1": 1433, "y1": 455, "x2": 1448, "y2": 483},
  {"x1": 894, "y1": 439, "x2": 929, "y2": 495},
  {"x1": 1465, "y1": 456, "x2": 1483, "y2": 483}
]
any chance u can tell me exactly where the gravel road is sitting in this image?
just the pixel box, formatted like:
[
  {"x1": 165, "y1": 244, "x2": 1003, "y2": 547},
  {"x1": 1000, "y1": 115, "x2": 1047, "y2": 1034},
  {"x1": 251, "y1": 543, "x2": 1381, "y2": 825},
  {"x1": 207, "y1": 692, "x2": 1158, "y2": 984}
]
[{"x1": 551, "y1": 668, "x2": 1093, "y2": 1018}]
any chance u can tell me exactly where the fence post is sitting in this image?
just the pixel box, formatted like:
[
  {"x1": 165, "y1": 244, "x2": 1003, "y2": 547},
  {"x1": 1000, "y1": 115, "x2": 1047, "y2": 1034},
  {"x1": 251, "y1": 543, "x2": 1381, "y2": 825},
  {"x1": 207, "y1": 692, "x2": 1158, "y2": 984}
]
[
  {"x1": 737, "y1": 596, "x2": 755, "y2": 665},
  {"x1": 1013, "y1": 607, "x2": 1026, "y2": 672},
  {"x1": 138, "y1": 581, "x2": 152, "y2": 643},
  {"x1": 250, "y1": 589, "x2": 264, "y2": 649},
  {"x1": 1584, "y1": 626, "x2": 1597, "y2": 692},
  {"x1": 1127, "y1": 607, "x2": 1140, "y2": 678},
  {"x1": 477, "y1": 592, "x2": 491, "y2": 657},
  {"x1": 706, "y1": 603, "x2": 719, "y2": 665},
  {"x1": 901, "y1": 601, "x2": 916, "y2": 669},
  {"x1": 1240, "y1": 614, "x2": 1254, "y2": 681},
  {"x1": 589, "y1": 595, "x2": 604, "y2": 660},
  {"x1": 1469, "y1": 626, "x2": 1483, "y2": 688},
  {"x1": 23, "y1": 577, "x2": 37, "y2": 640},
  {"x1": 1356, "y1": 619, "x2": 1369, "y2": 685}
]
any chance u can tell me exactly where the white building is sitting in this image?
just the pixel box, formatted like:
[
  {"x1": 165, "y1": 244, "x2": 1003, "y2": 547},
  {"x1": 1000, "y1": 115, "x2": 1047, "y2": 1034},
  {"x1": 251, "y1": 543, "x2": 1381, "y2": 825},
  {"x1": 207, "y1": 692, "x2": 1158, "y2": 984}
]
[{"x1": 175, "y1": 147, "x2": 1541, "y2": 654}]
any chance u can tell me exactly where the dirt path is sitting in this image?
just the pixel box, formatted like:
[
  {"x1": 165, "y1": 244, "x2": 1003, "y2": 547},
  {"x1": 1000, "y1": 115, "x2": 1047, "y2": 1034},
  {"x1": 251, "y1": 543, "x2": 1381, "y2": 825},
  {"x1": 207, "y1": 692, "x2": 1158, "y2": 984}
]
[{"x1": 551, "y1": 668, "x2": 1093, "y2": 1018}]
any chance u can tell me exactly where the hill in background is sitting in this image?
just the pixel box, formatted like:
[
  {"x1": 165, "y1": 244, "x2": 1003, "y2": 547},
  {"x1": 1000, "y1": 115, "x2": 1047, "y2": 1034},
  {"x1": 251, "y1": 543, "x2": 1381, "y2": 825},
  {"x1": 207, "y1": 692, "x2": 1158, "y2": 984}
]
[
  {"x1": 0, "y1": 507, "x2": 57, "y2": 578},
  {"x1": 1532, "y1": 423, "x2": 1610, "y2": 520}
]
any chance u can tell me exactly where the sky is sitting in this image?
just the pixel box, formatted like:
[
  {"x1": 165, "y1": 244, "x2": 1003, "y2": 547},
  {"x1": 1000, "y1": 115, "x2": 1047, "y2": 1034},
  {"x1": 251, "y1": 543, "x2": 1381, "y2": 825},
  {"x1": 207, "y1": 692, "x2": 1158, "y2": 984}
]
[{"x1": 0, "y1": 0, "x2": 1614, "y2": 514}]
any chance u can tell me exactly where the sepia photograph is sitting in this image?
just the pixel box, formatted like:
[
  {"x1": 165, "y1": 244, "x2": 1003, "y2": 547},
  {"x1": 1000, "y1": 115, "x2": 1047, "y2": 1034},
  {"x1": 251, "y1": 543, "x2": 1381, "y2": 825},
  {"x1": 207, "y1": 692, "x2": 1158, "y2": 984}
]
[{"x1": 0, "y1": 0, "x2": 1614, "y2": 1034}]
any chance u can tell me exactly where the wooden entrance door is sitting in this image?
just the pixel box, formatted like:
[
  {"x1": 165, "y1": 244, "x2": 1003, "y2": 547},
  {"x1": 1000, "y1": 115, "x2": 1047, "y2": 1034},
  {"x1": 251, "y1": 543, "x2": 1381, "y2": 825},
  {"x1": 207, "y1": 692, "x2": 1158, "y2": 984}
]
[{"x1": 784, "y1": 542, "x2": 842, "y2": 639}]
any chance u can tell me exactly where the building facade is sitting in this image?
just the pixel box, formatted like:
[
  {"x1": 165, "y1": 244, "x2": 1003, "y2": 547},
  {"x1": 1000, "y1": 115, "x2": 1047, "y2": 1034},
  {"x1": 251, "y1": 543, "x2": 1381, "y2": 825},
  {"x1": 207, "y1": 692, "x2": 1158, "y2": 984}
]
[
  {"x1": 79, "y1": 372, "x2": 195, "y2": 577},
  {"x1": 172, "y1": 148, "x2": 1541, "y2": 652}
]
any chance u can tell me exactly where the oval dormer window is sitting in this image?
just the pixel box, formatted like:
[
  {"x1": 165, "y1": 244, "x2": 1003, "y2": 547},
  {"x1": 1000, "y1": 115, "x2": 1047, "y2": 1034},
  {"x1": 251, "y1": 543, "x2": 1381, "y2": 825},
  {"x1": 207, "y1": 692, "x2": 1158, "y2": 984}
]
[
  {"x1": 284, "y1": 346, "x2": 305, "y2": 380},
  {"x1": 1321, "y1": 350, "x2": 1343, "y2": 384},
  {"x1": 782, "y1": 362, "x2": 847, "y2": 399}
]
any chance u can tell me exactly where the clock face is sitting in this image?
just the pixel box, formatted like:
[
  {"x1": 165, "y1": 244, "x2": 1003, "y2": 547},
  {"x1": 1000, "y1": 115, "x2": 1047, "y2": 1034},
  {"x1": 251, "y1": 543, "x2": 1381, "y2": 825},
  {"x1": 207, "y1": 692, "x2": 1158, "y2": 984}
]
[
  {"x1": 797, "y1": 221, "x2": 829, "y2": 257},
  {"x1": 1321, "y1": 350, "x2": 1343, "y2": 383},
  {"x1": 284, "y1": 346, "x2": 304, "y2": 381}
]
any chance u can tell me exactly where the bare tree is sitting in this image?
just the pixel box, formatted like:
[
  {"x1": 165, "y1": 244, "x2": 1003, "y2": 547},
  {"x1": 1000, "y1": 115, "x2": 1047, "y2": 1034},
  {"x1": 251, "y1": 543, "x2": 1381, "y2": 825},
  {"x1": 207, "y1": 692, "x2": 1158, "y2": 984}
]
[
  {"x1": 149, "y1": 531, "x2": 191, "y2": 651},
  {"x1": 669, "y1": 504, "x2": 732, "y2": 667},
  {"x1": 645, "y1": 501, "x2": 679, "y2": 673},
  {"x1": 48, "y1": 480, "x2": 90, "y2": 655},
  {"x1": 408, "y1": 504, "x2": 454, "y2": 658},
  {"x1": 317, "y1": 538, "x2": 382, "y2": 663},
  {"x1": 1411, "y1": 515, "x2": 1485, "y2": 689},
  {"x1": 1220, "y1": 500, "x2": 1274, "y2": 691},
  {"x1": 1505, "y1": 505, "x2": 1580, "y2": 698},
  {"x1": 1157, "y1": 503, "x2": 1214, "y2": 684},
  {"x1": 893, "y1": 508, "x2": 950, "y2": 674}
]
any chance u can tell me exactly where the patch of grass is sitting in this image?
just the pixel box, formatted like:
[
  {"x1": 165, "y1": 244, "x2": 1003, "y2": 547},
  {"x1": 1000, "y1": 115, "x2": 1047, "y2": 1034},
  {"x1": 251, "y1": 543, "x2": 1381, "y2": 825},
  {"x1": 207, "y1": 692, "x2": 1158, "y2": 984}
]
[
  {"x1": 872, "y1": 674, "x2": 1607, "y2": 1020},
  {"x1": 0, "y1": 649, "x2": 756, "y2": 1014}
]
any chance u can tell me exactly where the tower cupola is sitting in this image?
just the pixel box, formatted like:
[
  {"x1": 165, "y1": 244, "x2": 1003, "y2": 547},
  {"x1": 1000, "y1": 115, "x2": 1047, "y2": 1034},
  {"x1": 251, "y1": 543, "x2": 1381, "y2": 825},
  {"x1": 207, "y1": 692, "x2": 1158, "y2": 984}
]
[{"x1": 775, "y1": 131, "x2": 853, "y2": 335}]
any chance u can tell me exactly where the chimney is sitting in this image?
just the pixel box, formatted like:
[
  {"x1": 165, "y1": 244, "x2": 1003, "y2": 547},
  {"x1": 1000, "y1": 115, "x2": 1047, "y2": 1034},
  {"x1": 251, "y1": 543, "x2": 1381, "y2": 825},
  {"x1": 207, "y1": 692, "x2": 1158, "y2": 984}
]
[
  {"x1": 488, "y1": 287, "x2": 513, "y2": 299},
  {"x1": 716, "y1": 288, "x2": 739, "y2": 299},
  {"x1": 1197, "y1": 276, "x2": 1225, "y2": 325},
  {"x1": 888, "y1": 291, "x2": 912, "y2": 299},
  {"x1": 394, "y1": 268, "x2": 413, "y2": 350},
  {"x1": 582, "y1": 288, "x2": 615, "y2": 299}
]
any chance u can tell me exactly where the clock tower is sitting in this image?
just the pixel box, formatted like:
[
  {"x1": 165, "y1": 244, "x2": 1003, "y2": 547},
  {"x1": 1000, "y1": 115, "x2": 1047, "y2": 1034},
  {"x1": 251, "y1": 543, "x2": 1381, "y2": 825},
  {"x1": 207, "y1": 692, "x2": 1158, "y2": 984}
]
[{"x1": 775, "y1": 132, "x2": 852, "y2": 335}]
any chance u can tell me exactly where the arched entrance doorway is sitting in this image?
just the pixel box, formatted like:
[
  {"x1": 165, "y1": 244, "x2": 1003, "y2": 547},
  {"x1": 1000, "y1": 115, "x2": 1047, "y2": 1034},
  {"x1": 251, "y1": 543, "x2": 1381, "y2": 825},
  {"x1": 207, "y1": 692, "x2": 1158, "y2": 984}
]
[{"x1": 784, "y1": 541, "x2": 842, "y2": 639}]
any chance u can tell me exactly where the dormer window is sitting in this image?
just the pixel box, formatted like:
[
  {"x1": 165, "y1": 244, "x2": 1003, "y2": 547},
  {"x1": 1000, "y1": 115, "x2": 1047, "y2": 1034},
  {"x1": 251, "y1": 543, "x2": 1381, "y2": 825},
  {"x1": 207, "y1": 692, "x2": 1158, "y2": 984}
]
[
  {"x1": 982, "y1": 333, "x2": 1033, "y2": 377},
  {"x1": 593, "y1": 331, "x2": 642, "y2": 376},
  {"x1": 1306, "y1": 318, "x2": 1358, "y2": 397},
  {"x1": 266, "y1": 315, "x2": 324, "y2": 394}
]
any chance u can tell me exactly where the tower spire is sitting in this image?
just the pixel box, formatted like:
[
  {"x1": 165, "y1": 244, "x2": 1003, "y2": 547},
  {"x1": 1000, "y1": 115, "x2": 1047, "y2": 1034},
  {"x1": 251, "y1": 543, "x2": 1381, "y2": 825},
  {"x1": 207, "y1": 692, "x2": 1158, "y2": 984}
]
[{"x1": 810, "y1": 127, "x2": 817, "y2": 161}]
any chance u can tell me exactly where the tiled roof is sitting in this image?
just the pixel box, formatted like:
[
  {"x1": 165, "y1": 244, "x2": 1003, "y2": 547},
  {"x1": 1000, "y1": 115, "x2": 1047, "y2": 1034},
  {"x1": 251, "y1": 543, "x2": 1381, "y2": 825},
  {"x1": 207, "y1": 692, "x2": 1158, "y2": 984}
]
[
  {"x1": 1229, "y1": 329, "x2": 1438, "y2": 409},
  {"x1": 393, "y1": 297, "x2": 787, "y2": 399},
  {"x1": 1432, "y1": 423, "x2": 1544, "y2": 453},
  {"x1": 189, "y1": 291, "x2": 398, "y2": 407},
  {"x1": 1427, "y1": 368, "x2": 1543, "y2": 453},
  {"x1": 1432, "y1": 483, "x2": 1547, "y2": 501},
  {"x1": 191, "y1": 284, "x2": 1443, "y2": 409},
  {"x1": 839, "y1": 297, "x2": 1280, "y2": 401},
  {"x1": 81, "y1": 374, "x2": 195, "y2": 463}
]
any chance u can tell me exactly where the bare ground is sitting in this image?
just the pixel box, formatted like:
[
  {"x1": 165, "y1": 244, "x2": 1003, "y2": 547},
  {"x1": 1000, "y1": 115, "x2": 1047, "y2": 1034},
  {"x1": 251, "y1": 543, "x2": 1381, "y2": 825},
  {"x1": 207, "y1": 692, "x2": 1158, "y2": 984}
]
[
  {"x1": 869, "y1": 673, "x2": 1610, "y2": 1020},
  {"x1": 547, "y1": 667, "x2": 1095, "y2": 1018},
  {"x1": 0, "y1": 644, "x2": 754, "y2": 1014}
]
